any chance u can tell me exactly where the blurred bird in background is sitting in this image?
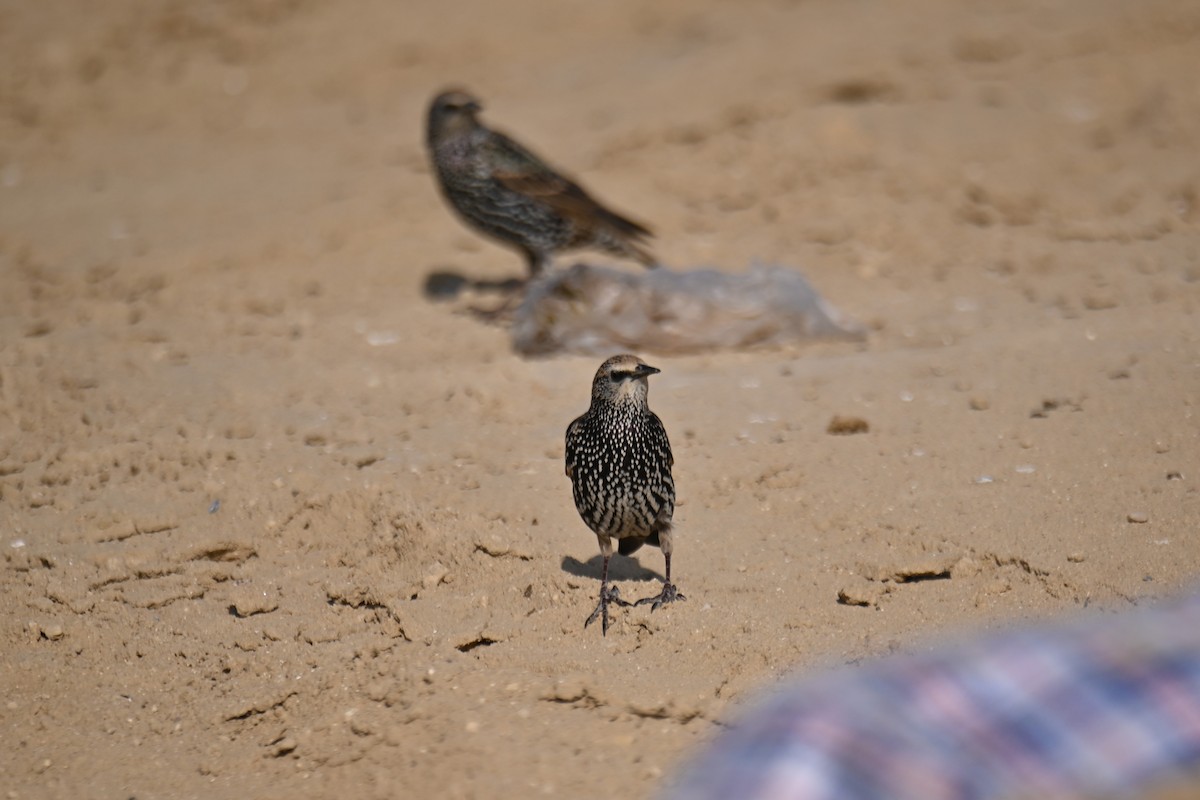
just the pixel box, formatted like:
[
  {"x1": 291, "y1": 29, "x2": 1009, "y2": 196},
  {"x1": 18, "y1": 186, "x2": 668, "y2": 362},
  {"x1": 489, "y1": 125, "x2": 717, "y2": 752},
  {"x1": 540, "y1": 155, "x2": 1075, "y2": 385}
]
[{"x1": 426, "y1": 89, "x2": 657, "y2": 280}]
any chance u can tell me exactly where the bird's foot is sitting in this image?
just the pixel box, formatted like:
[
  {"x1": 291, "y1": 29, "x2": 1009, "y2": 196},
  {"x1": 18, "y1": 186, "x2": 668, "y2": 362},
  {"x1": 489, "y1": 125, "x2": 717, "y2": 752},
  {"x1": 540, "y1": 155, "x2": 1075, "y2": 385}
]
[
  {"x1": 466, "y1": 299, "x2": 519, "y2": 324},
  {"x1": 584, "y1": 584, "x2": 631, "y2": 636},
  {"x1": 635, "y1": 582, "x2": 685, "y2": 612},
  {"x1": 464, "y1": 280, "x2": 529, "y2": 324}
]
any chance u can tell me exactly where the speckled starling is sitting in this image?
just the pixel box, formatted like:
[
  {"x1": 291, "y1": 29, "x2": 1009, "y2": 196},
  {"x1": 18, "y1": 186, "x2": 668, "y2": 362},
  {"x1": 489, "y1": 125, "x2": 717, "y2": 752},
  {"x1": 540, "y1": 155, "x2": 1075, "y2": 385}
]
[
  {"x1": 565, "y1": 354, "x2": 684, "y2": 635},
  {"x1": 426, "y1": 89, "x2": 657, "y2": 277}
]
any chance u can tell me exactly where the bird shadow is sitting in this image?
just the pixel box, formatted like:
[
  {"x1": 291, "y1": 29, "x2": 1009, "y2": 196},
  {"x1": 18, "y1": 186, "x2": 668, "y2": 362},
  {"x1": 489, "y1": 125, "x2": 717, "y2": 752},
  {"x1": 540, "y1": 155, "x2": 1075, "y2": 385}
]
[
  {"x1": 561, "y1": 554, "x2": 662, "y2": 583},
  {"x1": 422, "y1": 268, "x2": 525, "y2": 302}
]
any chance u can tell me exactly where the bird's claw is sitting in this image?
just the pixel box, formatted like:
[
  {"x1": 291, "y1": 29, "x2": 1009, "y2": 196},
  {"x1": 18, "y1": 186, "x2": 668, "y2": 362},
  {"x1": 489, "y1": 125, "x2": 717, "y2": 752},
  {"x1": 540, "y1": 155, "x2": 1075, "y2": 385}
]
[
  {"x1": 584, "y1": 584, "x2": 630, "y2": 636},
  {"x1": 635, "y1": 582, "x2": 685, "y2": 611}
]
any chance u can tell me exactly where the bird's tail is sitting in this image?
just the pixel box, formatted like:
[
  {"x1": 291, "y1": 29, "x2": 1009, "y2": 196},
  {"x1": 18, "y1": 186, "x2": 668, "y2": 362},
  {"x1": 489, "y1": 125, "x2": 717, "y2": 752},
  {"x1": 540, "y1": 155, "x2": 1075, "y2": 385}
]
[
  {"x1": 624, "y1": 238, "x2": 659, "y2": 269},
  {"x1": 617, "y1": 527, "x2": 664, "y2": 557},
  {"x1": 600, "y1": 210, "x2": 659, "y2": 268},
  {"x1": 618, "y1": 536, "x2": 648, "y2": 556}
]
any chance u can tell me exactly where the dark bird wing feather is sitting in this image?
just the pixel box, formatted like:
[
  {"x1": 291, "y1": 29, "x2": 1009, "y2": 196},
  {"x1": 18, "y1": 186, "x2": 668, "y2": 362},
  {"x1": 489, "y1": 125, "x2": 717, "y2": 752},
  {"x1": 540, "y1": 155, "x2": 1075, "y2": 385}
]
[
  {"x1": 486, "y1": 131, "x2": 653, "y2": 242},
  {"x1": 564, "y1": 414, "x2": 583, "y2": 480}
]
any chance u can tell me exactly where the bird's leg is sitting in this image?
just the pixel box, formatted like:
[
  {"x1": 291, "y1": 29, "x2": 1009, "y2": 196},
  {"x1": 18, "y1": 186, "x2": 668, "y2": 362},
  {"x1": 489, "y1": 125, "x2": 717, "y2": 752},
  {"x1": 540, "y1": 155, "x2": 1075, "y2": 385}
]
[
  {"x1": 636, "y1": 551, "x2": 686, "y2": 610},
  {"x1": 584, "y1": 553, "x2": 630, "y2": 636},
  {"x1": 526, "y1": 250, "x2": 550, "y2": 278}
]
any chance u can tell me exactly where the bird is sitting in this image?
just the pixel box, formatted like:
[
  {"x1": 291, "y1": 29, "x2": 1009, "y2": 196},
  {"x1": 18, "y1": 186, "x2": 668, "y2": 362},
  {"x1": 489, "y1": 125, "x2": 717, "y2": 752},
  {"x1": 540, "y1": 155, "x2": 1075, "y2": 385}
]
[
  {"x1": 426, "y1": 89, "x2": 657, "y2": 279},
  {"x1": 564, "y1": 354, "x2": 684, "y2": 635}
]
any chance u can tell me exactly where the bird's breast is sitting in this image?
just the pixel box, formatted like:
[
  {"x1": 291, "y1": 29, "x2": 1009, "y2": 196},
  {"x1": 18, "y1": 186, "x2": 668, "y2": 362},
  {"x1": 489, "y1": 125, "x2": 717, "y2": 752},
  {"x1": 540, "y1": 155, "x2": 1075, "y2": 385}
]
[{"x1": 566, "y1": 410, "x2": 675, "y2": 538}]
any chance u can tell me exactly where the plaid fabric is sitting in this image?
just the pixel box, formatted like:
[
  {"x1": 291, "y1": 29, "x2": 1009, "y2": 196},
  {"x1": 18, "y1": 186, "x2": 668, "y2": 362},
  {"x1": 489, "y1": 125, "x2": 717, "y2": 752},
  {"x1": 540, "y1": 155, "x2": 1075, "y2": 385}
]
[{"x1": 663, "y1": 590, "x2": 1200, "y2": 800}]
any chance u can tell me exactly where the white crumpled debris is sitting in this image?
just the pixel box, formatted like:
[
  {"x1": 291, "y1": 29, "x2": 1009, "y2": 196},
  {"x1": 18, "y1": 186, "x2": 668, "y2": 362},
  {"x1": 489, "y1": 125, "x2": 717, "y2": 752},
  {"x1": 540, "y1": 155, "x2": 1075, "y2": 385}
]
[{"x1": 511, "y1": 261, "x2": 864, "y2": 356}]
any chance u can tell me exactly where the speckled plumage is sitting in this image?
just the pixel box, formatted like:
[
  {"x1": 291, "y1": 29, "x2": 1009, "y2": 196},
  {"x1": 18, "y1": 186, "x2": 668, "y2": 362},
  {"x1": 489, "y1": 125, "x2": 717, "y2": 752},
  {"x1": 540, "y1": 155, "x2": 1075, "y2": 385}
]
[
  {"x1": 426, "y1": 89, "x2": 656, "y2": 277},
  {"x1": 565, "y1": 354, "x2": 683, "y2": 634}
]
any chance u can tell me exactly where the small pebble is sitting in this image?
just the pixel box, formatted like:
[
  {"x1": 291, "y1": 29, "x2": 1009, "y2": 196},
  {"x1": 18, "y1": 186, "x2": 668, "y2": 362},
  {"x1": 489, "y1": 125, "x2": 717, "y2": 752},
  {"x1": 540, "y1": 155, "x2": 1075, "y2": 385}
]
[
  {"x1": 270, "y1": 737, "x2": 297, "y2": 757},
  {"x1": 229, "y1": 588, "x2": 279, "y2": 618},
  {"x1": 827, "y1": 415, "x2": 869, "y2": 435},
  {"x1": 422, "y1": 561, "x2": 449, "y2": 589},
  {"x1": 1127, "y1": 511, "x2": 1149, "y2": 524},
  {"x1": 366, "y1": 331, "x2": 400, "y2": 347},
  {"x1": 836, "y1": 584, "x2": 882, "y2": 607}
]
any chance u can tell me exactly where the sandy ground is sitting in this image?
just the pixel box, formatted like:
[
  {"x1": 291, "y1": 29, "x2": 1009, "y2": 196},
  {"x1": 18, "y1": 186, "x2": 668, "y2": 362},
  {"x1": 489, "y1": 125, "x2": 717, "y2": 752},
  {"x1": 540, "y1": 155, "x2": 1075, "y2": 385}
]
[{"x1": 2, "y1": 1, "x2": 1199, "y2": 798}]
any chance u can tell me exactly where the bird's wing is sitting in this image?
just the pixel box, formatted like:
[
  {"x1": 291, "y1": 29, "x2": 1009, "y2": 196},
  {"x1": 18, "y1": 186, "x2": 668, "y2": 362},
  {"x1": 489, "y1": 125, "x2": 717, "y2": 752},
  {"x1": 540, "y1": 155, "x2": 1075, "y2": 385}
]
[
  {"x1": 486, "y1": 130, "x2": 652, "y2": 240},
  {"x1": 564, "y1": 415, "x2": 583, "y2": 479},
  {"x1": 651, "y1": 412, "x2": 674, "y2": 469}
]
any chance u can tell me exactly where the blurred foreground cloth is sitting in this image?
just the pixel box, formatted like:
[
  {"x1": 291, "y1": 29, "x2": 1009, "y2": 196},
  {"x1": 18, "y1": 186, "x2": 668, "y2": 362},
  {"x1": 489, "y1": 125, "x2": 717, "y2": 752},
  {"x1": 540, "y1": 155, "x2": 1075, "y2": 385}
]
[
  {"x1": 662, "y1": 589, "x2": 1200, "y2": 800},
  {"x1": 511, "y1": 262, "x2": 864, "y2": 356}
]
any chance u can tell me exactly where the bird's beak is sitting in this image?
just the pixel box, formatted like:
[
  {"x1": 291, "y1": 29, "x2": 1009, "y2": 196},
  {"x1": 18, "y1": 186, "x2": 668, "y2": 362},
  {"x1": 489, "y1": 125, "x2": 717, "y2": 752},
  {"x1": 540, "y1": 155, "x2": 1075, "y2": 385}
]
[
  {"x1": 466, "y1": 99, "x2": 482, "y2": 113},
  {"x1": 635, "y1": 364, "x2": 660, "y2": 378}
]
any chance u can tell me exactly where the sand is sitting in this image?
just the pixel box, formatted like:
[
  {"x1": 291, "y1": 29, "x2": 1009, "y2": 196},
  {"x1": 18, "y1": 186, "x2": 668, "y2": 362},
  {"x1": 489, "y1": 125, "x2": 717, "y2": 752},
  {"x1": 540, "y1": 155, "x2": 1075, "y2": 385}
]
[{"x1": 2, "y1": 1, "x2": 1198, "y2": 797}]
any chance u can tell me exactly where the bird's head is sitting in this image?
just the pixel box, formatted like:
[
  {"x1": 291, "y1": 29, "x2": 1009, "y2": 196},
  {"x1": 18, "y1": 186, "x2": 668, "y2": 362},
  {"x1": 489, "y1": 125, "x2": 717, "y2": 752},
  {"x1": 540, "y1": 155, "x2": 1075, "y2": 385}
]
[
  {"x1": 427, "y1": 89, "x2": 483, "y2": 144},
  {"x1": 592, "y1": 354, "x2": 660, "y2": 407}
]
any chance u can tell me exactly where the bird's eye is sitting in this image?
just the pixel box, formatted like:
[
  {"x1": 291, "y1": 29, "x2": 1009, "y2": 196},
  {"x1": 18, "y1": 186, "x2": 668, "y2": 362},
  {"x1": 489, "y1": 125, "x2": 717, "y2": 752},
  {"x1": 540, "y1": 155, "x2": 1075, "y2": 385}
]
[{"x1": 609, "y1": 371, "x2": 626, "y2": 383}]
